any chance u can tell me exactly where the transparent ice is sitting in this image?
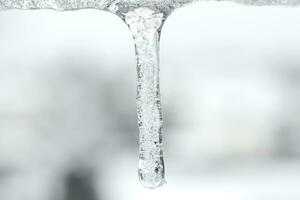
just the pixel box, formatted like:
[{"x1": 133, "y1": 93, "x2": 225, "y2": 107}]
[{"x1": 1, "y1": 0, "x2": 299, "y2": 189}]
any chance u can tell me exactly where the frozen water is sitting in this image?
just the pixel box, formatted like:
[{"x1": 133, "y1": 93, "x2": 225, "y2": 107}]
[
  {"x1": 125, "y1": 8, "x2": 165, "y2": 188},
  {"x1": 0, "y1": 0, "x2": 187, "y2": 15},
  {"x1": 1, "y1": 0, "x2": 300, "y2": 190},
  {"x1": 1, "y1": 0, "x2": 300, "y2": 15}
]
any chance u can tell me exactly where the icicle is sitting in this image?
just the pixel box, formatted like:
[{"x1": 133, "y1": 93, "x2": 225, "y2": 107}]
[{"x1": 124, "y1": 8, "x2": 166, "y2": 189}]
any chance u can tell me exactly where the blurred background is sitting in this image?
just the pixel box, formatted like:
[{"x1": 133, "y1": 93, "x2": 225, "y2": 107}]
[{"x1": 1, "y1": 2, "x2": 300, "y2": 200}]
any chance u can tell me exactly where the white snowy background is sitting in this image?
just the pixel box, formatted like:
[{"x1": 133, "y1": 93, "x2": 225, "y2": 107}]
[{"x1": 1, "y1": 2, "x2": 300, "y2": 200}]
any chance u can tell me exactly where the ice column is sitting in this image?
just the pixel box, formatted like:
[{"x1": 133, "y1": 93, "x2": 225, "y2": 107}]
[{"x1": 125, "y1": 8, "x2": 166, "y2": 189}]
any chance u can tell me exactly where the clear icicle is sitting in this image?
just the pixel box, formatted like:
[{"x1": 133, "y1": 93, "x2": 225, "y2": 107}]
[{"x1": 125, "y1": 8, "x2": 166, "y2": 189}]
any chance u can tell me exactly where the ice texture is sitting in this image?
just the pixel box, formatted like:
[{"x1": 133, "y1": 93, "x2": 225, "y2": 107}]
[
  {"x1": 125, "y1": 8, "x2": 165, "y2": 188},
  {"x1": 0, "y1": 0, "x2": 185, "y2": 15},
  {"x1": 1, "y1": 0, "x2": 299, "y2": 15}
]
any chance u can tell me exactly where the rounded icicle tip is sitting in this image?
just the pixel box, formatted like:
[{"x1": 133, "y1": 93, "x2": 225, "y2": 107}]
[
  {"x1": 138, "y1": 170, "x2": 166, "y2": 189},
  {"x1": 138, "y1": 158, "x2": 166, "y2": 189}
]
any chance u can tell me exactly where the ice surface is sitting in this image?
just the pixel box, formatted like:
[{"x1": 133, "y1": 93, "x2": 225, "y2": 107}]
[
  {"x1": 0, "y1": 0, "x2": 185, "y2": 15},
  {"x1": 0, "y1": 0, "x2": 300, "y2": 15}
]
